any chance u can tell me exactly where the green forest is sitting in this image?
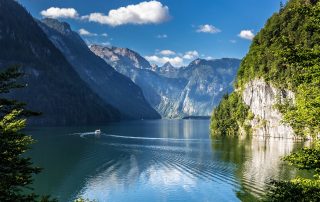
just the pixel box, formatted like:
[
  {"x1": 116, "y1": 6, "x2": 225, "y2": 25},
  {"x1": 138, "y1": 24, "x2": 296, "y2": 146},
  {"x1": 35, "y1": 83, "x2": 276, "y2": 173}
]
[{"x1": 211, "y1": 0, "x2": 320, "y2": 200}]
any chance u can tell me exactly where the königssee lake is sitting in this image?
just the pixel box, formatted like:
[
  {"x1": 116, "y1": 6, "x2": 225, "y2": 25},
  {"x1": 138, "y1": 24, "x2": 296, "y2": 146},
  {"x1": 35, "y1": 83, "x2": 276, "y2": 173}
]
[{"x1": 27, "y1": 120, "x2": 308, "y2": 201}]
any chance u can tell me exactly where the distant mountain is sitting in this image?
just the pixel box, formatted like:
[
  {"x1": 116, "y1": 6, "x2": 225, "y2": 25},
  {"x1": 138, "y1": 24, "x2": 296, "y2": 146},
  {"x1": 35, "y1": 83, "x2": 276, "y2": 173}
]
[
  {"x1": 177, "y1": 58, "x2": 241, "y2": 116},
  {"x1": 91, "y1": 46, "x2": 153, "y2": 72},
  {"x1": 90, "y1": 45, "x2": 187, "y2": 118},
  {"x1": 153, "y1": 62, "x2": 179, "y2": 78},
  {"x1": 90, "y1": 45, "x2": 241, "y2": 118},
  {"x1": 0, "y1": 0, "x2": 120, "y2": 125},
  {"x1": 38, "y1": 18, "x2": 160, "y2": 120}
]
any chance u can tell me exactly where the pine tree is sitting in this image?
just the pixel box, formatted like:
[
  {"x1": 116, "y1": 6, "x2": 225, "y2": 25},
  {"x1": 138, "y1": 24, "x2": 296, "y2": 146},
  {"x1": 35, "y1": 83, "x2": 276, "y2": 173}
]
[{"x1": 0, "y1": 66, "x2": 56, "y2": 202}]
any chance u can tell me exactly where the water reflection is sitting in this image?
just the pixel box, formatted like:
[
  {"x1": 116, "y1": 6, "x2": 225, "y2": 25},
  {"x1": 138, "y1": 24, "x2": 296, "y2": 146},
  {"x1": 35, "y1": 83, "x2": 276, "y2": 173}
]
[
  {"x1": 27, "y1": 120, "x2": 307, "y2": 202},
  {"x1": 212, "y1": 136, "x2": 307, "y2": 201}
]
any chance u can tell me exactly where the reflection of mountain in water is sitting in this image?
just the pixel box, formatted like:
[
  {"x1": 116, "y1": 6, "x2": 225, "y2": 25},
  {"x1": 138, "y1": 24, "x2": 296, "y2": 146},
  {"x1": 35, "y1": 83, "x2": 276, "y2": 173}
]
[{"x1": 29, "y1": 121, "x2": 308, "y2": 201}]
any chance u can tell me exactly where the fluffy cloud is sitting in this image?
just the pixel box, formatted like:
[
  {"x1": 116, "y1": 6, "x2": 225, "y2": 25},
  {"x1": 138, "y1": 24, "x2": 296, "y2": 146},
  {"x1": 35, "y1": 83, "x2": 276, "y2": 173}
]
[
  {"x1": 238, "y1": 30, "x2": 255, "y2": 40},
  {"x1": 83, "y1": 1, "x2": 170, "y2": 26},
  {"x1": 159, "y1": 50, "x2": 176, "y2": 56},
  {"x1": 145, "y1": 55, "x2": 184, "y2": 67},
  {"x1": 78, "y1": 28, "x2": 98, "y2": 36},
  {"x1": 146, "y1": 50, "x2": 201, "y2": 67},
  {"x1": 197, "y1": 24, "x2": 221, "y2": 34},
  {"x1": 41, "y1": 7, "x2": 79, "y2": 19},
  {"x1": 101, "y1": 33, "x2": 108, "y2": 37},
  {"x1": 156, "y1": 34, "x2": 168, "y2": 39},
  {"x1": 183, "y1": 50, "x2": 199, "y2": 60}
]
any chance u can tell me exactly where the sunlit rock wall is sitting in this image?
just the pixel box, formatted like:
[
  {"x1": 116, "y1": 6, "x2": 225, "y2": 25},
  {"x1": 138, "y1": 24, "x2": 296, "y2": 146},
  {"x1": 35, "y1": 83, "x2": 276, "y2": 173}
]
[{"x1": 242, "y1": 79, "x2": 296, "y2": 139}]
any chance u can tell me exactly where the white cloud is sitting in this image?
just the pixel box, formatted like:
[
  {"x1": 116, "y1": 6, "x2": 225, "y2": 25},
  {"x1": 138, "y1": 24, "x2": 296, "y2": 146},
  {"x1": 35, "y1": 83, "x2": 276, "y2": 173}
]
[
  {"x1": 229, "y1": 40, "x2": 237, "y2": 43},
  {"x1": 101, "y1": 33, "x2": 108, "y2": 37},
  {"x1": 183, "y1": 50, "x2": 199, "y2": 60},
  {"x1": 238, "y1": 30, "x2": 255, "y2": 40},
  {"x1": 197, "y1": 24, "x2": 221, "y2": 34},
  {"x1": 156, "y1": 34, "x2": 168, "y2": 38},
  {"x1": 159, "y1": 50, "x2": 176, "y2": 56},
  {"x1": 146, "y1": 50, "x2": 201, "y2": 67},
  {"x1": 78, "y1": 28, "x2": 98, "y2": 36},
  {"x1": 206, "y1": 56, "x2": 214, "y2": 60},
  {"x1": 145, "y1": 55, "x2": 184, "y2": 67},
  {"x1": 41, "y1": 7, "x2": 79, "y2": 19},
  {"x1": 83, "y1": 1, "x2": 170, "y2": 26}
]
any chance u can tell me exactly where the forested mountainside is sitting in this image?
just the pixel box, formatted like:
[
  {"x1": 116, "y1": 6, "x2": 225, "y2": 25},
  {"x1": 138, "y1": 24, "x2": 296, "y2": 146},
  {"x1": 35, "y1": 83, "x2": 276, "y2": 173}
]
[
  {"x1": 211, "y1": 0, "x2": 320, "y2": 138},
  {"x1": 0, "y1": 0, "x2": 120, "y2": 125},
  {"x1": 90, "y1": 45, "x2": 240, "y2": 118},
  {"x1": 39, "y1": 18, "x2": 160, "y2": 120}
]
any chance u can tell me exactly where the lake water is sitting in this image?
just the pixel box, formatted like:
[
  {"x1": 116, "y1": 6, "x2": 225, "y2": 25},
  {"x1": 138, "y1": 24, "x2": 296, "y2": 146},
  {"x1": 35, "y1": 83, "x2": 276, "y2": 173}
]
[{"x1": 27, "y1": 120, "x2": 307, "y2": 202}]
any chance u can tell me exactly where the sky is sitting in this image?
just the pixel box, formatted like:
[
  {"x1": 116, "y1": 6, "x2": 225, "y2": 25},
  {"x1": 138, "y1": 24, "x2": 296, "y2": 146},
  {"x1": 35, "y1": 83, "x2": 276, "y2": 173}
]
[{"x1": 18, "y1": 0, "x2": 281, "y2": 67}]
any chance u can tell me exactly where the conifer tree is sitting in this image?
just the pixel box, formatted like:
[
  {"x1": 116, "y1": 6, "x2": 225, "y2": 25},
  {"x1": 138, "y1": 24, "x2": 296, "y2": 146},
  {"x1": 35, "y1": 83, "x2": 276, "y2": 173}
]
[{"x1": 0, "y1": 66, "x2": 55, "y2": 202}]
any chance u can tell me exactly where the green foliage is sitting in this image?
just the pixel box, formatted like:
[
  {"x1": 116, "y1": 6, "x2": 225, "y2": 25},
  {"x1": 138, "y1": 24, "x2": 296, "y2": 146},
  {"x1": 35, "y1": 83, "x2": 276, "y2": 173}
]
[
  {"x1": 235, "y1": 0, "x2": 320, "y2": 137},
  {"x1": 0, "y1": 67, "x2": 56, "y2": 202},
  {"x1": 265, "y1": 141, "x2": 320, "y2": 201},
  {"x1": 0, "y1": 66, "x2": 40, "y2": 118},
  {"x1": 210, "y1": 92, "x2": 251, "y2": 136},
  {"x1": 211, "y1": 0, "x2": 320, "y2": 137},
  {"x1": 266, "y1": 178, "x2": 320, "y2": 202},
  {"x1": 284, "y1": 142, "x2": 320, "y2": 174}
]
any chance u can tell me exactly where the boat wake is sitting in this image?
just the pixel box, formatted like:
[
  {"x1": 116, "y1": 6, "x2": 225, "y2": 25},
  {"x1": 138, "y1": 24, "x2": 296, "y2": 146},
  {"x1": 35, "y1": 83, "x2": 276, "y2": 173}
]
[
  {"x1": 102, "y1": 134, "x2": 209, "y2": 142},
  {"x1": 72, "y1": 132, "x2": 210, "y2": 142}
]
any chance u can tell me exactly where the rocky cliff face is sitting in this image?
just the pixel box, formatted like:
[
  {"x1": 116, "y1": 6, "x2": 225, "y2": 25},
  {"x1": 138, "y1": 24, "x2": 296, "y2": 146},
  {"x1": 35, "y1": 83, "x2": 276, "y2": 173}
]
[
  {"x1": 39, "y1": 19, "x2": 160, "y2": 120},
  {"x1": 90, "y1": 45, "x2": 241, "y2": 118},
  {"x1": 0, "y1": 0, "x2": 121, "y2": 125},
  {"x1": 242, "y1": 79, "x2": 296, "y2": 138}
]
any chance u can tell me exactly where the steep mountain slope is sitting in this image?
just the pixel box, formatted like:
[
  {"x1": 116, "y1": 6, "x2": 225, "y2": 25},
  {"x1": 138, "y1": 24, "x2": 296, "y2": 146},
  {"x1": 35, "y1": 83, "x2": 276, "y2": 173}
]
[
  {"x1": 211, "y1": 0, "x2": 320, "y2": 138},
  {"x1": 177, "y1": 58, "x2": 240, "y2": 116},
  {"x1": 38, "y1": 18, "x2": 160, "y2": 120},
  {"x1": 90, "y1": 45, "x2": 241, "y2": 118},
  {"x1": 0, "y1": 0, "x2": 120, "y2": 125}
]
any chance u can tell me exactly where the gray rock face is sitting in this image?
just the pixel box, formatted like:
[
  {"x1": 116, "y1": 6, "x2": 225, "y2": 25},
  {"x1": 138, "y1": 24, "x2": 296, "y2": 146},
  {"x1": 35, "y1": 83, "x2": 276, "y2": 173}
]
[
  {"x1": 242, "y1": 79, "x2": 296, "y2": 138},
  {"x1": 39, "y1": 18, "x2": 160, "y2": 120},
  {"x1": 90, "y1": 45, "x2": 241, "y2": 118}
]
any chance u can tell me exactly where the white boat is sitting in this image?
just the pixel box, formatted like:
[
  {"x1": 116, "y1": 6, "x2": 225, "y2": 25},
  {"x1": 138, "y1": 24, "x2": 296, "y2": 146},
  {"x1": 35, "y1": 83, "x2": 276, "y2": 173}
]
[{"x1": 95, "y1": 129, "x2": 101, "y2": 136}]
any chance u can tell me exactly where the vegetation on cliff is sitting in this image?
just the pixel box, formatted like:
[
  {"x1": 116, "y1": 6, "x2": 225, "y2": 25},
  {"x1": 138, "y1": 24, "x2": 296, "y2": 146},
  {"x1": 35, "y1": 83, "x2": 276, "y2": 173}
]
[
  {"x1": 211, "y1": 0, "x2": 320, "y2": 137},
  {"x1": 210, "y1": 93, "x2": 252, "y2": 136},
  {"x1": 210, "y1": 0, "x2": 320, "y2": 200}
]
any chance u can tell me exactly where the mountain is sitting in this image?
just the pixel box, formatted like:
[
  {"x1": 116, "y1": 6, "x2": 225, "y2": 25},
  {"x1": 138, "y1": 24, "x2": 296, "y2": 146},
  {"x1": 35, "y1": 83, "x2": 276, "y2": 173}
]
[
  {"x1": 90, "y1": 45, "x2": 241, "y2": 118},
  {"x1": 154, "y1": 62, "x2": 179, "y2": 77},
  {"x1": 210, "y1": 0, "x2": 320, "y2": 138},
  {"x1": 92, "y1": 46, "x2": 153, "y2": 72},
  {"x1": 0, "y1": 0, "x2": 121, "y2": 125},
  {"x1": 177, "y1": 58, "x2": 241, "y2": 116},
  {"x1": 38, "y1": 18, "x2": 160, "y2": 120}
]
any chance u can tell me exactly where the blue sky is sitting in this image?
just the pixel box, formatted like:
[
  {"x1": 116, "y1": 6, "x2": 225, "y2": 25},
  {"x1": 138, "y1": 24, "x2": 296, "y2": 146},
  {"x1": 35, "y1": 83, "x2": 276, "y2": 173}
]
[{"x1": 18, "y1": 0, "x2": 281, "y2": 66}]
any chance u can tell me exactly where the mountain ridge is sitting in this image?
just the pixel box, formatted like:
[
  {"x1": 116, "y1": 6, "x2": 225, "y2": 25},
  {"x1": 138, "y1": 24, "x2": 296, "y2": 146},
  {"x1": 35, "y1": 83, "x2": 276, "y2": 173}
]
[
  {"x1": 39, "y1": 18, "x2": 161, "y2": 120},
  {"x1": 90, "y1": 45, "x2": 241, "y2": 118},
  {"x1": 0, "y1": 0, "x2": 121, "y2": 125}
]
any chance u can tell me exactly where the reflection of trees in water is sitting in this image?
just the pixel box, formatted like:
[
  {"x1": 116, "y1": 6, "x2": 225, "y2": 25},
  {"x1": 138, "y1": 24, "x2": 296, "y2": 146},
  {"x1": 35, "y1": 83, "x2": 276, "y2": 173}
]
[{"x1": 211, "y1": 136, "x2": 307, "y2": 201}]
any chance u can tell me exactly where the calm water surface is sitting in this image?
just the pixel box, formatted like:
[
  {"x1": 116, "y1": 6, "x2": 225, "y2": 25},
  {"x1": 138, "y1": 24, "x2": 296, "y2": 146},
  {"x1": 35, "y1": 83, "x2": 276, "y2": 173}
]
[{"x1": 27, "y1": 120, "x2": 307, "y2": 202}]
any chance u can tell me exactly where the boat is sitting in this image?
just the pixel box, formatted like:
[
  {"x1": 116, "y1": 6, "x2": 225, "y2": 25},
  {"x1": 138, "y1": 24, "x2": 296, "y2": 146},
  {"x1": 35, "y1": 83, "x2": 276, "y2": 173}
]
[{"x1": 95, "y1": 129, "x2": 101, "y2": 136}]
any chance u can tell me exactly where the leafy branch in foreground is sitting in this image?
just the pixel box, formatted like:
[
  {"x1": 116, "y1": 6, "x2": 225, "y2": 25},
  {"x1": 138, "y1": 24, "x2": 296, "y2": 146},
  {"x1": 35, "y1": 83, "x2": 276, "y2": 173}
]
[{"x1": 265, "y1": 141, "x2": 320, "y2": 201}]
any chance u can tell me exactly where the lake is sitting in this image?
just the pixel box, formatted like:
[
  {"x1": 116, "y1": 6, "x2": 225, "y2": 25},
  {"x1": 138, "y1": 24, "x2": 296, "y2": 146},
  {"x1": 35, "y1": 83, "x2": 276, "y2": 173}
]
[{"x1": 27, "y1": 120, "x2": 307, "y2": 202}]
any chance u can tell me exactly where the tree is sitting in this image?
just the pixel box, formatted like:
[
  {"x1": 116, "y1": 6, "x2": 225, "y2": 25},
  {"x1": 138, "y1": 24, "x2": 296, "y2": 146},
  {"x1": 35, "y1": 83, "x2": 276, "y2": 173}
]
[
  {"x1": 280, "y1": 1, "x2": 284, "y2": 11},
  {"x1": 0, "y1": 66, "x2": 55, "y2": 202},
  {"x1": 265, "y1": 141, "x2": 320, "y2": 201}
]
